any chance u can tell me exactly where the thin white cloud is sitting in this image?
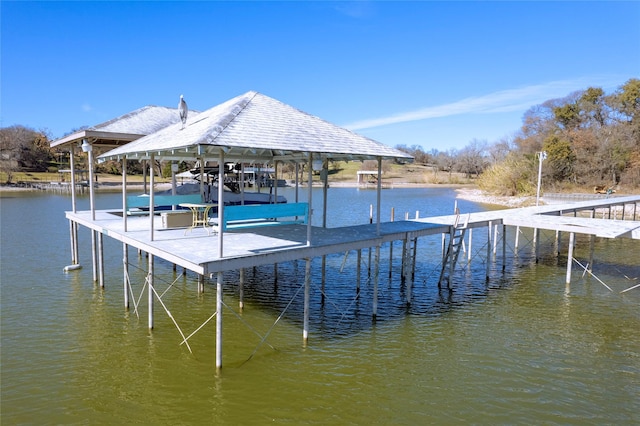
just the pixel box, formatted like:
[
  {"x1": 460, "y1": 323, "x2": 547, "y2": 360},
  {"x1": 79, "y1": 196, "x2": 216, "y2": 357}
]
[
  {"x1": 333, "y1": 1, "x2": 375, "y2": 19},
  {"x1": 344, "y1": 76, "x2": 623, "y2": 131},
  {"x1": 82, "y1": 103, "x2": 93, "y2": 112}
]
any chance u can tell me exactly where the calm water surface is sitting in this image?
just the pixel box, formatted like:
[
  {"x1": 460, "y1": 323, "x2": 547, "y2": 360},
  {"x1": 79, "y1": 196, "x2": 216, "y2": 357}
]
[{"x1": 1, "y1": 187, "x2": 638, "y2": 425}]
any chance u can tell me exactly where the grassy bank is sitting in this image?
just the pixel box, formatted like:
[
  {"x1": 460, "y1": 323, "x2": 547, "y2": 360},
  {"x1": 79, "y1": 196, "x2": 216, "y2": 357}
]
[{"x1": 1, "y1": 161, "x2": 476, "y2": 187}]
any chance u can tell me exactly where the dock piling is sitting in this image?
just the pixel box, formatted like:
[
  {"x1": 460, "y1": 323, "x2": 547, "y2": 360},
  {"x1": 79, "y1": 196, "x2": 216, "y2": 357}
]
[
  {"x1": 303, "y1": 258, "x2": 311, "y2": 344},
  {"x1": 98, "y1": 232, "x2": 105, "y2": 288},
  {"x1": 148, "y1": 254, "x2": 154, "y2": 329},
  {"x1": 566, "y1": 232, "x2": 575, "y2": 287},
  {"x1": 123, "y1": 243, "x2": 129, "y2": 309},
  {"x1": 216, "y1": 271, "x2": 223, "y2": 370},
  {"x1": 373, "y1": 245, "x2": 380, "y2": 319},
  {"x1": 486, "y1": 221, "x2": 492, "y2": 280},
  {"x1": 502, "y1": 225, "x2": 506, "y2": 271}
]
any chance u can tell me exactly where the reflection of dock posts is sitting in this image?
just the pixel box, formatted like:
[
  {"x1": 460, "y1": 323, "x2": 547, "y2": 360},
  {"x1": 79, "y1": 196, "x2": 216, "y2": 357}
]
[
  {"x1": 405, "y1": 246, "x2": 412, "y2": 305},
  {"x1": 198, "y1": 274, "x2": 205, "y2": 293},
  {"x1": 275, "y1": 263, "x2": 279, "y2": 291},
  {"x1": 588, "y1": 235, "x2": 595, "y2": 274},
  {"x1": 373, "y1": 245, "x2": 380, "y2": 319},
  {"x1": 448, "y1": 226, "x2": 455, "y2": 283},
  {"x1": 123, "y1": 243, "x2": 129, "y2": 309},
  {"x1": 356, "y1": 249, "x2": 362, "y2": 295},
  {"x1": 467, "y1": 228, "x2": 473, "y2": 262},
  {"x1": 98, "y1": 233, "x2": 105, "y2": 288},
  {"x1": 411, "y1": 236, "x2": 418, "y2": 284},
  {"x1": 321, "y1": 160, "x2": 328, "y2": 302},
  {"x1": 388, "y1": 208, "x2": 394, "y2": 279},
  {"x1": 514, "y1": 226, "x2": 520, "y2": 255},
  {"x1": 216, "y1": 271, "x2": 223, "y2": 370},
  {"x1": 588, "y1": 209, "x2": 595, "y2": 273},
  {"x1": 148, "y1": 254, "x2": 154, "y2": 329},
  {"x1": 401, "y1": 214, "x2": 413, "y2": 284},
  {"x1": 502, "y1": 224, "x2": 507, "y2": 272},
  {"x1": 239, "y1": 268, "x2": 245, "y2": 310},
  {"x1": 534, "y1": 228, "x2": 540, "y2": 263},
  {"x1": 303, "y1": 258, "x2": 311, "y2": 345},
  {"x1": 486, "y1": 221, "x2": 492, "y2": 280},
  {"x1": 320, "y1": 258, "x2": 325, "y2": 304},
  {"x1": 404, "y1": 233, "x2": 416, "y2": 305},
  {"x1": 401, "y1": 238, "x2": 408, "y2": 284},
  {"x1": 91, "y1": 231, "x2": 98, "y2": 283},
  {"x1": 493, "y1": 223, "x2": 498, "y2": 256},
  {"x1": 368, "y1": 204, "x2": 373, "y2": 277}
]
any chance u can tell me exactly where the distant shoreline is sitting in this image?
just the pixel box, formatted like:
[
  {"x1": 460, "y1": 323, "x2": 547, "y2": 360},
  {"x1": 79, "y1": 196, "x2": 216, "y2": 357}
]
[
  {"x1": 3, "y1": 182, "x2": 607, "y2": 209},
  {"x1": 0, "y1": 181, "x2": 523, "y2": 208}
]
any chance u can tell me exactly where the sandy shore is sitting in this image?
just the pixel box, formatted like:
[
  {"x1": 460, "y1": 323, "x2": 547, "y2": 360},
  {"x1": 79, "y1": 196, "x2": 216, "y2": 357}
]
[{"x1": 455, "y1": 188, "x2": 537, "y2": 208}]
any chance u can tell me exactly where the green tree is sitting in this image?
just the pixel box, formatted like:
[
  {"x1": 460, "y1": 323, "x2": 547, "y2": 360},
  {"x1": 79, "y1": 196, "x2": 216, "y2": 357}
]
[
  {"x1": 578, "y1": 87, "x2": 607, "y2": 128},
  {"x1": 478, "y1": 152, "x2": 536, "y2": 196},
  {"x1": 542, "y1": 135, "x2": 575, "y2": 182},
  {"x1": 612, "y1": 78, "x2": 640, "y2": 124}
]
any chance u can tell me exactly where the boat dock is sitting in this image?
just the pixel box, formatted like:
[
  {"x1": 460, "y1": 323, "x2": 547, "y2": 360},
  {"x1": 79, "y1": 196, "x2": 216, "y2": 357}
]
[
  {"x1": 64, "y1": 194, "x2": 640, "y2": 369},
  {"x1": 50, "y1": 90, "x2": 640, "y2": 371},
  {"x1": 67, "y1": 194, "x2": 640, "y2": 276}
]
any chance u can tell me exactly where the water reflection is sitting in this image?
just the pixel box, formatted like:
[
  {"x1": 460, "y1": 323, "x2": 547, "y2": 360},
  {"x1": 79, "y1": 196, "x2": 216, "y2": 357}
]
[{"x1": 1, "y1": 189, "x2": 639, "y2": 424}]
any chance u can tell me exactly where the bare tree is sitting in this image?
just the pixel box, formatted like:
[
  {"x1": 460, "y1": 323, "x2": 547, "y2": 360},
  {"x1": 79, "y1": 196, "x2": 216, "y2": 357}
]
[
  {"x1": 436, "y1": 149, "x2": 457, "y2": 181},
  {"x1": 0, "y1": 125, "x2": 52, "y2": 182},
  {"x1": 488, "y1": 136, "x2": 513, "y2": 164},
  {"x1": 458, "y1": 139, "x2": 488, "y2": 178}
]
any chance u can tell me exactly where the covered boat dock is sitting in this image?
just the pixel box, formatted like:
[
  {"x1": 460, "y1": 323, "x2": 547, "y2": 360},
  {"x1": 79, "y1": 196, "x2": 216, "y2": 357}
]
[{"x1": 53, "y1": 91, "x2": 640, "y2": 371}]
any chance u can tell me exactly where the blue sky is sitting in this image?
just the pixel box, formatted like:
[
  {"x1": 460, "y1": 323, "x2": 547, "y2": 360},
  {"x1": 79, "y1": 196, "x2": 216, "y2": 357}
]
[{"x1": 2, "y1": 1, "x2": 638, "y2": 151}]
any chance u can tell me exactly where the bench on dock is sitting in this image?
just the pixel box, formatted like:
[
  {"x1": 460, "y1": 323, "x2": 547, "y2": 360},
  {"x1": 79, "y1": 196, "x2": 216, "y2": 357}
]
[
  {"x1": 126, "y1": 194, "x2": 203, "y2": 216},
  {"x1": 221, "y1": 202, "x2": 308, "y2": 231}
]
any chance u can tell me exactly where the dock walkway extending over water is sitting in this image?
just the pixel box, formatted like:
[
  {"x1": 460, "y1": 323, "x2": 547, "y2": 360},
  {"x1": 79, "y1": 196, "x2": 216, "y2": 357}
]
[
  {"x1": 69, "y1": 195, "x2": 640, "y2": 274},
  {"x1": 66, "y1": 194, "x2": 640, "y2": 369}
]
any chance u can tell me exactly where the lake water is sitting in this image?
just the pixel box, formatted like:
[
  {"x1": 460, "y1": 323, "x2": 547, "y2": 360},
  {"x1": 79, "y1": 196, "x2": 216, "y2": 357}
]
[{"x1": 1, "y1": 187, "x2": 639, "y2": 425}]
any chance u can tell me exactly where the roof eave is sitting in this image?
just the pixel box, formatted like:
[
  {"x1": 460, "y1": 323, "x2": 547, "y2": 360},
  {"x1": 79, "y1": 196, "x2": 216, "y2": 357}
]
[{"x1": 50, "y1": 130, "x2": 145, "y2": 149}]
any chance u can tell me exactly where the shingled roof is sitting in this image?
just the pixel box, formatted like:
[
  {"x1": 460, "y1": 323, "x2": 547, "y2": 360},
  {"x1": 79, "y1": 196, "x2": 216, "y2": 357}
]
[
  {"x1": 50, "y1": 105, "x2": 192, "y2": 150},
  {"x1": 98, "y1": 91, "x2": 413, "y2": 164}
]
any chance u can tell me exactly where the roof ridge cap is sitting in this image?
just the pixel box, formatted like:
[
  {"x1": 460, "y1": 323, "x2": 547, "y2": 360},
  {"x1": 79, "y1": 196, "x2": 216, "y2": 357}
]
[{"x1": 205, "y1": 92, "x2": 257, "y2": 142}]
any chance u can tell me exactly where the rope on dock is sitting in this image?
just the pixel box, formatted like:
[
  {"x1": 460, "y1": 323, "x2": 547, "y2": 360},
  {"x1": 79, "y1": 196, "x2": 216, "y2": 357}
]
[
  {"x1": 334, "y1": 286, "x2": 363, "y2": 330},
  {"x1": 159, "y1": 271, "x2": 187, "y2": 299},
  {"x1": 124, "y1": 261, "x2": 190, "y2": 321},
  {"x1": 621, "y1": 283, "x2": 640, "y2": 293},
  {"x1": 242, "y1": 280, "x2": 306, "y2": 366},
  {"x1": 132, "y1": 271, "x2": 148, "y2": 319},
  {"x1": 180, "y1": 311, "x2": 217, "y2": 347},
  {"x1": 218, "y1": 301, "x2": 277, "y2": 352},
  {"x1": 148, "y1": 275, "x2": 193, "y2": 354},
  {"x1": 572, "y1": 257, "x2": 613, "y2": 292}
]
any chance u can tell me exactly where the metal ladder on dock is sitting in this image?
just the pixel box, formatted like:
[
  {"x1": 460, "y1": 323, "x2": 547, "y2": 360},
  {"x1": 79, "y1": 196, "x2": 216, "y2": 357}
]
[{"x1": 438, "y1": 212, "x2": 470, "y2": 289}]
